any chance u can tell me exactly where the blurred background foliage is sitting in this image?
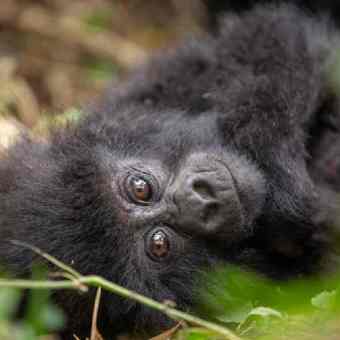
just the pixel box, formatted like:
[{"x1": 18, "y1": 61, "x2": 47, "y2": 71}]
[
  {"x1": 0, "y1": 267, "x2": 64, "y2": 340},
  {"x1": 0, "y1": 0, "x2": 209, "y2": 146}
]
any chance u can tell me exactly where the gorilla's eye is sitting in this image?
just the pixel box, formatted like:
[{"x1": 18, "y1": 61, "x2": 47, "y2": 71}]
[
  {"x1": 126, "y1": 175, "x2": 153, "y2": 204},
  {"x1": 147, "y1": 229, "x2": 170, "y2": 260}
]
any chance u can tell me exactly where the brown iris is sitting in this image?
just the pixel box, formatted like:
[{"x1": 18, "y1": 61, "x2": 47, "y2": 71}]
[
  {"x1": 127, "y1": 176, "x2": 153, "y2": 203},
  {"x1": 149, "y1": 230, "x2": 170, "y2": 259}
]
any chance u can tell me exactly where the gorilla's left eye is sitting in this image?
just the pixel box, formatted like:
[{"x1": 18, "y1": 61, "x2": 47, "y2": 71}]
[
  {"x1": 126, "y1": 175, "x2": 153, "y2": 204},
  {"x1": 146, "y1": 229, "x2": 170, "y2": 260}
]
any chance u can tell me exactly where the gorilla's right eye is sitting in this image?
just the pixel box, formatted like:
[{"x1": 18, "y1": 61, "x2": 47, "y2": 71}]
[
  {"x1": 146, "y1": 228, "x2": 171, "y2": 261},
  {"x1": 125, "y1": 175, "x2": 153, "y2": 204}
]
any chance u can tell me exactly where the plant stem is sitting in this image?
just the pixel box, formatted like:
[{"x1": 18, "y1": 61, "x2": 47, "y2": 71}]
[
  {"x1": 0, "y1": 279, "x2": 87, "y2": 292},
  {"x1": 0, "y1": 276, "x2": 242, "y2": 340}
]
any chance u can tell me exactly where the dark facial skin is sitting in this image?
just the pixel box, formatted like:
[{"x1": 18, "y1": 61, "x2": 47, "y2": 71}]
[{"x1": 0, "y1": 4, "x2": 339, "y2": 339}]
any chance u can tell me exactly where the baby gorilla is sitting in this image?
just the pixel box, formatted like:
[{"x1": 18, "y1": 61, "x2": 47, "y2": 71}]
[{"x1": 1, "y1": 3, "x2": 340, "y2": 339}]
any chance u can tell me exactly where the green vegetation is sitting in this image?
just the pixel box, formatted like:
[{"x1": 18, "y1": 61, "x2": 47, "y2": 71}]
[
  {"x1": 1, "y1": 250, "x2": 340, "y2": 340},
  {"x1": 192, "y1": 266, "x2": 340, "y2": 340},
  {"x1": 0, "y1": 268, "x2": 64, "y2": 340}
]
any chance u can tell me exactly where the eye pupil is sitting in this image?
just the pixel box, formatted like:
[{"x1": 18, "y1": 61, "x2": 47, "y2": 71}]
[
  {"x1": 150, "y1": 230, "x2": 169, "y2": 258},
  {"x1": 130, "y1": 176, "x2": 152, "y2": 202}
]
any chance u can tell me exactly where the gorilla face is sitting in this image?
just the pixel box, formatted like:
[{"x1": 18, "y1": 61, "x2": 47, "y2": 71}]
[
  {"x1": 66, "y1": 109, "x2": 267, "y2": 333},
  {"x1": 0, "y1": 4, "x2": 338, "y2": 339},
  {"x1": 100, "y1": 110, "x2": 266, "y2": 242}
]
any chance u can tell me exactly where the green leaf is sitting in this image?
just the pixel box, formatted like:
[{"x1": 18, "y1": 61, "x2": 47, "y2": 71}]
[
  {"x1": 247, "y1": 306, "x2": 283, "y2": 319},
  {"x1": 25, "y1": 266, "x2": 64, "y2": 335},
  {"x1": 186, "y1": 333, "x2": 211, "y2": 340},
  {"x1": 0, "y1": 288, "x2": 21, "y2": 320},
  {"x1": 178, "y1": 328, "x2": 222, "y2": 340},
  {"x1": 15, "y1": 323, "x2": 37, "y2": 340},
  {"x1": 311, "y1": 290, "x2": 337, "y2": 310},
  {"x1": 39, "y1": 304, "x2": 65, "y2": 332},
  {"x1": 217, "y1": 302, "x2": 253, "y2": 323},
  {"x1": 0, "y1": 320, "x2": 11, "y2": 339}
]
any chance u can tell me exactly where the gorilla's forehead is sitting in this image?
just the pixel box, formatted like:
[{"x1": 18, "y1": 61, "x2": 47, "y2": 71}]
[{"x1": 107, "y1": 108, "x2": 224, "y2": 158}]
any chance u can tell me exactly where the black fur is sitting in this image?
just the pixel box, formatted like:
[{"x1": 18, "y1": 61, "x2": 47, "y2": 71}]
[
  {"x1": 1, "y1": 3, "x2": 340, "y2": 339},
  {"x1": 204, "y1": 0, "x2": 340, "y2": 29}
]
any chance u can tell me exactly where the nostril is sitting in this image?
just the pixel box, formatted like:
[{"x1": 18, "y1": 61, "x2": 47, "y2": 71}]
[{"x1": 192, "y1": 179, "x2": 216, "y2": 199}]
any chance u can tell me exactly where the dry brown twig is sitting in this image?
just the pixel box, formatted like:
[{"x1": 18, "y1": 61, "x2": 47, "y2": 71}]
[{"x1": 90, "y1": 288, "x2": 104, "y2": 340}]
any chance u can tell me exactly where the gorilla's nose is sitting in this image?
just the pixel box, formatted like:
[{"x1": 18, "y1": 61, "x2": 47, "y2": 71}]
[
  {"x1": 183, "y1": 174, "x2": 223, "y2": 226},
  {"x1": 174, "y1": 162, "x2": 244, "y2": 239}
]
